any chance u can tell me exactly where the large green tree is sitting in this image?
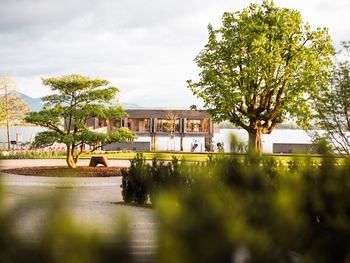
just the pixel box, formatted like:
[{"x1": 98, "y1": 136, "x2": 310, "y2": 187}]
[
  {"x1": 25, "y1": 74, "x2": 135, "y2": 168},
  {"x1": 188, "y1": 1, "x2": 334, "y2": 156},
  {"x1": 314, "y1": 42, "x2": 350, "y2": 154}
]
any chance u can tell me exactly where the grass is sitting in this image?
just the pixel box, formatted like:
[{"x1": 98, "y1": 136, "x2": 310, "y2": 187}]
[
  {"x1": 0, "y1": 151, "x2": 66, "y2": 159},
  {"x1": 1, "y1": 166, "x2": 122, "y2": 177},
  {"x1": 82, "y1": 151, "x2": 350, "y2": 164},
  {"x1": 1, "y1": 150, "x2": 349, "y2": 164},
  {"x1": 85, "y1": 151, "x2": 217, "y2": 161}
]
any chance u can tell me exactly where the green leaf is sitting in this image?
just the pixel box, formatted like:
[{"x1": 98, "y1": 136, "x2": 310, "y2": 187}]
[
  {"x1": 25, "y1": 74, "x2": 135, "y2": 167},
  {"x1": 188, "y1": 0, "x2": 334, "y2": 155}
]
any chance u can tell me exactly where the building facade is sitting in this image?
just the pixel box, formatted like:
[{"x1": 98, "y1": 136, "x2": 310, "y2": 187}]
[{"x1": 87, "y1": 109, "x2": 217, "y2": 152}]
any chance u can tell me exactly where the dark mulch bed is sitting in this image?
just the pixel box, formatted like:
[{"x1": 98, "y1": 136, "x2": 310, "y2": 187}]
[
  {"x1": 111, "y1": 201, "x2": 153, "y2": 209},
  {"x1": 1, "y1": 166, "x2": 124, "y2": 177}
]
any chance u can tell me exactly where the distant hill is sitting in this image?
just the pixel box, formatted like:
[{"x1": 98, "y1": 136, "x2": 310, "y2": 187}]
[
  {"x1": 9, "y1": 91, "x2": 43, "y2": 111},
  {"x1": 10, "y1": 92, "x2": 142, "y2": 111},
  {"x1": 120, "y1": 102, "x2": 143, "y2": 109}
]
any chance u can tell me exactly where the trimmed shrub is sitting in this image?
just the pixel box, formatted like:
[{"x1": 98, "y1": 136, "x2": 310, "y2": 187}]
[
  {"x1": 121, "y1": 154, "x2": 189, "y2": 205},
  {"x1": 121, "y1": 153, "x2": 149, "y2": 204}
]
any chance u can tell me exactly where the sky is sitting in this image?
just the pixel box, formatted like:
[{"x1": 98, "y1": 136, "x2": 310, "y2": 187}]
[{"x1": 1, "y1": 0, "x2": 349, "y2": 108}]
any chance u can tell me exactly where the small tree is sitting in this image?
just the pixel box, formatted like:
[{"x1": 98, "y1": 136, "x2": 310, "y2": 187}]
[
  {"x1": 25, "y1": 74, "x2": 135, "y2": 168},
  {"x1": 314, "y1": 42, "x2": 350, "y2": 154},
  {"x1": 188, "y1": 1, "x2": 334, "y2": 157},
  {"x1": 0, "y1": 76, "x2": 31, "y2": 149},
  {"x1": 165, "y1": 112, "x2": 178, "y2": 151}
]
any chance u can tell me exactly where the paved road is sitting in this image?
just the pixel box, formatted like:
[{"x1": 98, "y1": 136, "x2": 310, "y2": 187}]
[{"x1": 0, "y1": 159, "x2": 158, "y2": 261}]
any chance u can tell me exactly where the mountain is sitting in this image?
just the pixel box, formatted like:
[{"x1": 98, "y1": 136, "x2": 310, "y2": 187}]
[
  {"x1": 120, "y1": 102, "x2": 143, "y2": 109},
  {"x1": 9, "y1": 91, "x2": 43, "y2": 111},
  {"x1": 10, "y1": 92, "x2": 142, "y2": 111}
]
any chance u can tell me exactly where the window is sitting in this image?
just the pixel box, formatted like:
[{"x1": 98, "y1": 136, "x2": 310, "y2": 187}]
[
  {"x1": 186, "y1": 119, "x2": 209, "y2": 133},
  {"x1": 98, "y1": 118, "x2": 106, "y2": 128},
  {"x1": 128, "y1": 118, "x2": 150, "y2": 132},
  {"x1": 110, "y1": 119, "x2": 121, "y2": 129},
  {"x1": 157, "y1": 119, "x2": 180, "y2": 133}
]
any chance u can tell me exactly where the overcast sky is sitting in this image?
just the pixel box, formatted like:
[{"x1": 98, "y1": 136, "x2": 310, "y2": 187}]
[{"x1": 1, "y1": 0, "x2": 349, "y2": 108}]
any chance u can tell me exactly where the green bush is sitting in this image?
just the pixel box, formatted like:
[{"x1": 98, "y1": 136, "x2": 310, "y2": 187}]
[
  {"x1": 298, "y1": 160, "x2": 350, "y2": 262},
  {"x1": 155, "y1": 156, "x2": 350, "y2": 263},
  {"x1": 120, "y1": 153, "x2": 350, "y2": 261},
  {"x1": 125, "y1": 153, "x2": 212, "y2": 204},
  {"x1": 121, "y1": 154, "x2": 307, "y2": 204},
  {"x1": 121, "y1": 153, "x2": 149, "y2": 204},
  {"x1": 121, "y1": 154, "x2": 189, "y2": 205},
  {"x1": 2, "y1": 152, "x2": 350, "y2": 262}
]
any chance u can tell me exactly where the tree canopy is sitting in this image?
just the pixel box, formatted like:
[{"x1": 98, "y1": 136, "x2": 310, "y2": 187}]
[
  {"x1": 0, "y1": 76, "x2": 31, "y2": 149},
  {"x1": 314, "y1": 42, "x2": 350, "y2": 154},
  {"x1": 188, "y1": 1, "x2": 334, "y2": 156},
  {"x1": 25, "y1": 74, "x2": 135, "y2": 168}
]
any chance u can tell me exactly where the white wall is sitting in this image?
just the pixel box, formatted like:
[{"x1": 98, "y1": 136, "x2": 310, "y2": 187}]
[
  {"x1": 213, "y1": 129, "x2": 313, "y2": 153},
  {"x1": 134, "y1": 135, "x2": 206, "y2": 152}
]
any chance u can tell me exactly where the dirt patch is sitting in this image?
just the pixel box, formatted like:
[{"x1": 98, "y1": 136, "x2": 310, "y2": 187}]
[{"x1": 1, "y1": 166, "x2": 124, "y2": 177}]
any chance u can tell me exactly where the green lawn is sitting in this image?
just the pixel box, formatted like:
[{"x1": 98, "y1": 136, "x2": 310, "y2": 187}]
[
  {"x1": 82, "y1": 151, "x2": 349, "y2": 164},
  {"x1": 83, "y1": 151, "x2": 218, "y2": 161},
  {"x1": 1, "y1": 150, "x2": 349, "y2": 164}
]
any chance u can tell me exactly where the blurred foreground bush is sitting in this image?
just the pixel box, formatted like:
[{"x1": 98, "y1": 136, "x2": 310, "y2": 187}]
[
  {"x1": 122, "y1": 154, "x2": 350, "y2": 262},
  {"x1": 0, "y1": 185, "x2": 133, "y2": 263},
  {"x1": 2, "y1": 152, "x2": 350, "y2": 262}
]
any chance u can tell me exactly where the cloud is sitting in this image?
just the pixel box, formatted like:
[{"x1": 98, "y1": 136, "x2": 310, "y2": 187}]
[{"x1": 0, "y1": 0, "x2": 349, "y2": 106}]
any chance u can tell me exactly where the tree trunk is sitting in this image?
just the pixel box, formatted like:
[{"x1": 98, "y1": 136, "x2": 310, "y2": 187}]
[
  {"x1": 248, "y1": 128, "x2": 262, "y2": 158},
  {"x1": 6, "y1": 118, "x2": 10, "y2": 150},
  {"x1": 66, "y1": 147, "x2": 77, "y2": 168}
]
